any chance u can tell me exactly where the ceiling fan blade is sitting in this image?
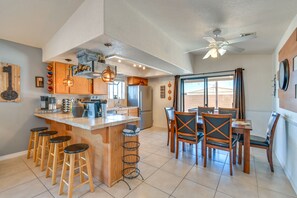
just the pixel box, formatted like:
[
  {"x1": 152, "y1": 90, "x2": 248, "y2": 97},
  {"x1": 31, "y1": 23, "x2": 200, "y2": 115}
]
[
  {"x1": 223, "y1": 45, "x2": 244, "y2": 53},
  {"x1": 185, "y1": 46, "x2": 211, "y2": 53},
  {"x1": 203, "y1": 37, "x2": 216, "y2": 43},
  {"x1": 226, "y1": 33, "x2": 256, "y2": 44},
  {"x1": 218, "y1": 48, "x2": 226, "y2": 56},
  {"x1": 203, "y1": 49, "x2": 213, "y2": 59}
]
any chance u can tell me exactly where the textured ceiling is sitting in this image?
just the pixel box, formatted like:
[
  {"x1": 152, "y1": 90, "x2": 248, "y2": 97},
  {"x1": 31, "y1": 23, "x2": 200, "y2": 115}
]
[
  {"x1": 0, "y1": 0, "x2": 84, "y2": 48},
  {"x1": 125, "y1": 0, "x2": 297, "y2": 54}
]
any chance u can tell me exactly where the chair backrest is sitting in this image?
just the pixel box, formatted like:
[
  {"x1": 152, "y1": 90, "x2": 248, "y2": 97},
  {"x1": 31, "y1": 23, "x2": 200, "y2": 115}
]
[
  {"x1": 164, "y1": 107, "x2": 175, "y2": 131},
  {"x1": 202, "y1": 113, "x2": 233, "y2": 147},
  {"x1": 218, "y1": 107, "x2": 239, "y2": 119},
  {"x1": 198, "y1": 106, "x2": 215, "y2": 116},
  {"x1": 174, "y1": 111, "x2": 197, "y2": 141},
  {"x1": 266, "y1": 112, "x2": 280, "y2": 147}
]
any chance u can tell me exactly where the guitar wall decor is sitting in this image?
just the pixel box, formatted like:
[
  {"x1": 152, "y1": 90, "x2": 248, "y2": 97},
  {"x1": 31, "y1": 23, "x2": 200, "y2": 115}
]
[{"x1": 0, "y1": 63, "x2": 20, "y2": 102}]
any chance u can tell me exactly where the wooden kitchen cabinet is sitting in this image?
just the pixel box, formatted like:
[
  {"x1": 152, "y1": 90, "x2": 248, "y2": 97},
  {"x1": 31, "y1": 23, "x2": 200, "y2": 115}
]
[
  {"x1": 127, "y1": 77, "x2": 148, "y2": 86},
  {"x1": 69, "y1": 76, "x2": 92, "y2": 94},
  {"x1": 53, "y1": 62, "x2": 69, "y2": 94},
  {"x1": 93, "y1": 78, "x2": 108, "y2": 95},
  {"x1": 117, "y1": 109, "x2": 128, "y2": 116},
  {"x1": 128, "y1": 108, "x2": 139, "y2": 116}
]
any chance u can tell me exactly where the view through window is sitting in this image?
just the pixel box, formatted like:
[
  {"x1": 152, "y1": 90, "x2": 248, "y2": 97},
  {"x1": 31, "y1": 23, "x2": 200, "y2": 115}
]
[
  {"x1": 183, "y1": 75, "x2": 234, "y2": 111},
  {"x1": 108, "y1": 81, "x2": 125, "y2": 99}
]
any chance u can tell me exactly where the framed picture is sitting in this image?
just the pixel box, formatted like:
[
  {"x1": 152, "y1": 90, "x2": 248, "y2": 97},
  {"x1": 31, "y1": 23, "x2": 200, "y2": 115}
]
[
  {"x1": 160, "y1": 85, "x2": 166, "y2": 98},
  {"x1": 35, "y1": 76, "x2": 44, "y2": 88},
  {"x1": 293, "y1": 56, "x2": 297, "y2": 71}
]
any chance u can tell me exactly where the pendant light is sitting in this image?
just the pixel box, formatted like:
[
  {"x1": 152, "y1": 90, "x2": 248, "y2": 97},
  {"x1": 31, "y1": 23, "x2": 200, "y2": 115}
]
[
  {"x1": 63, "y1": 59, "x2": 74, "y2": 87},
  {"x1": 102, "y1": 66, "x2": 117, "y2": 82}
]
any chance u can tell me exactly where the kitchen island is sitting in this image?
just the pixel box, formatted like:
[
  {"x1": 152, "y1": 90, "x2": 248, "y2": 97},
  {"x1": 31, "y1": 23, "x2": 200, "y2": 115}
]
[{"x1": 34, "y1": 113, "x2": 140, "y2": 187}]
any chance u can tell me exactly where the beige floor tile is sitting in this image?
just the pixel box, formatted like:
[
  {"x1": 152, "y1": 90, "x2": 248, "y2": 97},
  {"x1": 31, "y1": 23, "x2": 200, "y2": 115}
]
[
  {"x1": 218, "y1": 175, "x2": 258, "y2": 198},
  {"x1": 145, "y1": 169, "x2": 183, "y2": 194},
  {"x1": 257, "y1": 172, "x2": 296, "y2": 197},
  {"x1": 222, "y1": 164, "x2": 257, "y2": 186},
  {"x1": 214, "y1": 191, "x2": 233, "y2": 198},
  {"x1": 160, "y1": 158, "x2": 193, "y2": 177},
  {"x1": 142, "y1": 154, "x2": 171, "y2": 168},
  {"x1": 258, "y1": 187, "x2": 296, "y2": 198},
  {"x1": 255, "y1": 161, "x2": 286, "y2": 178},
  {"x1": 185, "y1": 166, "x2": 221, "y2": 189},
  {"x1": 80, "y1": 187, "x2": 113, "y2": 198},
  {"x1": 0, "y1": 169, "x2": 37, "y2": 192},
  {"x1": 39, "y1": 175, "x2": 60, "y2": 190},
  {"x1": 154, "y1": 147, "x2": 175, "y2": 158},
  {"x1": 33, "y1": 191, "x2": 54, "y2": 198},
  {"x1": 31, "y1": 165, "x2": 47, "y2": 177},
  {"x1": 197, "y1": 159, "x2": 225, "y2": 175},
  {"x1": 99, "y1": 178, "x2": 142, "y2": 198},
  {"x1": 0, "y1": 160, "x2": 29, "y2": 178},
  {"x1": 0, "y1": 179, "x2": 47, "y2": 198},
  {"x1": 125, "y1": 182, "x2": 169, "y2": 198},
  {"x1": 138, "y1": 161, "x2": 158, "y2": 179},
  {"x1": 172, "y1": 179, "x2": 215, "y2": 198}
]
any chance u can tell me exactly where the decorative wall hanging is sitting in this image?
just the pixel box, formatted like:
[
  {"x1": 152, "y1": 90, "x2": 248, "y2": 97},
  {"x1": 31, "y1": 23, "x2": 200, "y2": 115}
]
[
  {"x1": 0, "y1": 62, "x2": 21, "y2": 102},
  {"x1": 278, "y1": 28, "x2": 297, "y2": 112},
  {"x1": 160, "y1": 85, "x2": 165, "y2": 98},
  {"x1": 167, "y1": 81, "x2": 172, "y2": 101},
  {"x1": 35, "y1": 76, "x2": 44, "y2": 88}
]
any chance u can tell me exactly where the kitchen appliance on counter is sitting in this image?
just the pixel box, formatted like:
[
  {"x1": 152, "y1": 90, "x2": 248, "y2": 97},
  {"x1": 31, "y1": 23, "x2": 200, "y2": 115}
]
[
  {"x1": 82, "y1": 98, "x2": 105, "y2": 118},
  {"x1": 127, "y1": 85, "x2": 153, "y2": 129},
  {"x1": 40, "y1": 96, "x2": 48, "y2": 110}
]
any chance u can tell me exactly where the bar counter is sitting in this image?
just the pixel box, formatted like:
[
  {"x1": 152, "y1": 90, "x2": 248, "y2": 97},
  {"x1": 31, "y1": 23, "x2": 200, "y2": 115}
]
[{"x1": 34, "y1": 113, "x2": 140, "y2": 187}]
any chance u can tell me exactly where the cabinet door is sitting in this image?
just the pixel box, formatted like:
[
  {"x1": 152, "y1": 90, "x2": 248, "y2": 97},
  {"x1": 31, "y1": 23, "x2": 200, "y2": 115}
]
[
  {"x1": 128, "y1": 108, "x2": 139, "y2": 116},
  {"x1": 93, "y1": 78, "x2": 108, "y2": 95},
  {"x1": 54, "y1": 62, "x2": 69, "y2": 94},
  {"x1": 69, "y1": 76, "x2": 92, "y2": 95}
]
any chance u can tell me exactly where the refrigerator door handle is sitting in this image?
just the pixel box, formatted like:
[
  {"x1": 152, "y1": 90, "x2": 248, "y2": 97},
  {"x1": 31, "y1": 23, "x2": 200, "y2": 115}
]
[{"x1": 139, "y1": 91, "x2": 142, "y2": 111}]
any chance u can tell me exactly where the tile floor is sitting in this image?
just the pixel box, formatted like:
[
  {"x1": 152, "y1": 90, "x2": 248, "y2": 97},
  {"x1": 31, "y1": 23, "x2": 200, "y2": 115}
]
[{"x1": 0, "y1": 127, "x2": 296, "y2": 198}]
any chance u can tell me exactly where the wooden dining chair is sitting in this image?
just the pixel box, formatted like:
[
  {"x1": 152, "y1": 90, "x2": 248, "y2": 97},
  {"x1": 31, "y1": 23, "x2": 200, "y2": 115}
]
[
  {"x1": 174, "y1": 111, "x2": 204, "y2": 165},
  {"x1": 202, "y1": 113, "x2": 237, "y2": 175},
  {"x1": 218, "y1": 107, "x2": 239, "y2": 119},
  {"x1": 238, "y1": 112, "x2": 280, "y2": 172},
  {"x1": 164, "y1": 107, "x2": 175, "y2": 146},
  {"x1": 198, "y1": 106, "x2": 215, "y2": 116}
]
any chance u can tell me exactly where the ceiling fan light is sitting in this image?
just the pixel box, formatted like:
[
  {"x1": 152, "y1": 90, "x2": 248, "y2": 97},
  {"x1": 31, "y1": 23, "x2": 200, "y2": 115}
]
[
  {"x1": 210, "y1": 48, "x2": 218, "y2": 58},
  {"x1": 218, "y1": 48, "x2": 227, "y2": 56}
]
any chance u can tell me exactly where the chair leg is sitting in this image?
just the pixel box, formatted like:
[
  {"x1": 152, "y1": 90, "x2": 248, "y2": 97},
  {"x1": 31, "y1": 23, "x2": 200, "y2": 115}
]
[
  {"x1": 27, "y1": 132, "x2": 33, "y2": 159},
  {"x1": 85, "y1": 151, "x2": 95, "y2": 192},
  {"x1": 238, "y1": 142, "x2": 242, "y2": 165},
  {"x1": 59, "y1": 154, "x2": 68, "y2": 195},
  {"x1": 204, "y1": 145, "x2": 207, "y2": 167},
  {"x1": 176, "y1": 140, "x2": 179, "y2": 159},
  {"x1": 268, "y1": 148, "x2": 274, "y2": 172},
  {"x1": 229, "y1": 151, "x2": 233, "y2": 176},
  {"x1": 182, "y1": 142, "x2": 185, "y2": 151},
  {"x1": 35, "y1": 138, "x2": 41, "y2": 166},
  {"x1": 208, "y1": 148, "x2": 212, "y2": 159},
  {"x1": 40, "y1": 137, "x2": 47, "y2": 171},
  {"x1": 45, "y1": 143, "x2": 54, "y2": 178},
  {"x1": 68, "y1": 154, "x2": 75, "y2": 198},
  {"x1": 195, "y1": 143, "x2": 198, "y2": 165},
  {"x1": 33, "y1": 132, "x2": 39, "y2": 162},
  {"x1": 233, "y1": 144, "x2": 237, "y2": 165},
  {"x1": 167, "y1": 130, "x2": 170, "y2": 146},
  {"x1": 78, "y1": 153, "x2": 85, "y2": 183},
  {"x1": 201, "y1": 141, "x2": 204, "y2": 157},
  {"x1": 52, "y1": 143, "x2": 59, "y2": 185}
]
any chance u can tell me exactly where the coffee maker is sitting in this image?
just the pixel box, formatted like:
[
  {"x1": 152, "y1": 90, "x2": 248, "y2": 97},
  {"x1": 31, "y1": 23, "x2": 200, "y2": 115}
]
[
  {"x1": 82, "y1": 101, "x2": 102, "y2": 118},
  {"x1": 40, "y1": 96, "x2": 49, "y2": 110}
]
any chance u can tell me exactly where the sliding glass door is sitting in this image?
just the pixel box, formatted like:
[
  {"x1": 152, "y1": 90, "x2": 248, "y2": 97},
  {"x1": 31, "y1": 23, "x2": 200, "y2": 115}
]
[{"x1": 182, "y1": 75, "x2": 234, "y2": 111}]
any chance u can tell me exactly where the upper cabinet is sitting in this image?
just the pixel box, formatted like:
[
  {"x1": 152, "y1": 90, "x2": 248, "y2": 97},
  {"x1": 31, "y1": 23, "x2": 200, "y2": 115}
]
[
  {"x1": 47, "y1": 62, "x2": 107, "y2": 95},
  {"x1": 127, "y1": 76, "x2": 148, "y2": 86},
  {"x1": 93, "y1": 78, "x2": 108, "y2": 95}
]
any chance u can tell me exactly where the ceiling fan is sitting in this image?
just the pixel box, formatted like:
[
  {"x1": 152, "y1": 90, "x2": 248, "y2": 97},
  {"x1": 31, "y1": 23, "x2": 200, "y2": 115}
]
[{"x1": 186, "y1": 28, "x2": 256, "y2": 59}]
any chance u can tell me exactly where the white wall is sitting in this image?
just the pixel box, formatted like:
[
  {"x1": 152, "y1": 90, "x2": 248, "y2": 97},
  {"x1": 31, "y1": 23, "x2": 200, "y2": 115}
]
[
  {"x1": 193, "y1": 54, "x2": 274, "y2": 135},
  {"x1": 0, "y1": 39, "x2": 47, "y2": 156},
  {"x1": 149, "y1": 76, "x2": 174, "y2": 128},
  {"x1": 273, "y1": 14, "x2": 297, "y2": 193}
]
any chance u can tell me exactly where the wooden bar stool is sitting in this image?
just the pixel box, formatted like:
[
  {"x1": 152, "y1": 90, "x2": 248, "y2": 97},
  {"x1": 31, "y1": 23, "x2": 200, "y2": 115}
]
[
  {"x1": 35, "y1": 131, "x2": 58, "y2": 171},
  {"x1": 27, "y1": 127, "x2": 48, "y2": 162},
  {"x1": 46, "y1": 136, "x2": 71, "y2": 185},
  {"x1": 59, "y1": 143, "x2": 94, "y2": 198}
]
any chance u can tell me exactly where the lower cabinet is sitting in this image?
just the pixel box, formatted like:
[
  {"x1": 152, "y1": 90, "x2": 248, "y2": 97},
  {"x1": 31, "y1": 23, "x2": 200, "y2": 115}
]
[
  {"x1": 116, "y1": 108, "x2": 138, "y2": 116},
  {"x1": 128, "y1": 108, "x2": 139, "y2": 116}
]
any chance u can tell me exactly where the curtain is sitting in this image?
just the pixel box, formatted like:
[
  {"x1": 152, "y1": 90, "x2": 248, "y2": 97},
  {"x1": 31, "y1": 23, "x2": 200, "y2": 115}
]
[
  {"x1": 233, "y1": 68, "x2": 246, "y2": 119},
  {"x1": 173, "y1": 75, "x2": 180, "y2": 111}
]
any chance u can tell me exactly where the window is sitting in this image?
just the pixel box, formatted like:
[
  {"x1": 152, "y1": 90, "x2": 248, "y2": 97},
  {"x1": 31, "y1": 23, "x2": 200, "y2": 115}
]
[
  {"x1": 182, "y1": 75, "x2": 234, "y2": 111},
  {"x1": 108, "y1": 81, "x2": 126, "y2": 99}
]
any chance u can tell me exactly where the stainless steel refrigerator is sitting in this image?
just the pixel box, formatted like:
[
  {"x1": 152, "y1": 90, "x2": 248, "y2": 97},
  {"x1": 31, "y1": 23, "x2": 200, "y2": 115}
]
[{"x1": 127, "y1": 86, "x2": 153, "y2": 129}]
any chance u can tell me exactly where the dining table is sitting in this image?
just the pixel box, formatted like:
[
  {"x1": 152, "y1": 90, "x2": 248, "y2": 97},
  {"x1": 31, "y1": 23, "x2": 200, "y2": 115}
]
[{"x1": 170, "y1": 117, "x2": 253, "y2": 174}]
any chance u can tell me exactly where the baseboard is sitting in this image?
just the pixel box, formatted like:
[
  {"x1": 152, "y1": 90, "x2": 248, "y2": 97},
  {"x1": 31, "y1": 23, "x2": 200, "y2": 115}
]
[
  {"x1": 275, "y1": 152, "x2": 297, "y2": 194},
  {"x1": 0, "y1": 150, "x2": 27, "y2": 161}
]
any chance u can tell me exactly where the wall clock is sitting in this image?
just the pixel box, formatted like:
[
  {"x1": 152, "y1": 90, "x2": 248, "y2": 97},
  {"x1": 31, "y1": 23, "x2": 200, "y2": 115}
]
[{"x1": 279, "y1": 59, "x2": 289, "y2": 91}]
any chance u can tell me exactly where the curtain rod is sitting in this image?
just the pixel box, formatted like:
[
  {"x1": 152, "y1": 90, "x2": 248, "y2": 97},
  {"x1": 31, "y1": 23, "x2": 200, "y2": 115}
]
[{"x1": 179, "y1": 68, "x2": 244, "y2": 78}]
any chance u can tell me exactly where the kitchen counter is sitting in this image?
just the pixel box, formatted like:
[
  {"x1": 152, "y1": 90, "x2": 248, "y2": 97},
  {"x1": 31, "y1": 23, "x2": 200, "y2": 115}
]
[
  {"x1": 107, "y1": 106, "x2": 138, "y2": 111},
  {"x1": 35, "y1": 112, "x2": 139, "y2": 187},
  {"x1": 34, "y1": 113, "x2": 139, "y2": 130}
]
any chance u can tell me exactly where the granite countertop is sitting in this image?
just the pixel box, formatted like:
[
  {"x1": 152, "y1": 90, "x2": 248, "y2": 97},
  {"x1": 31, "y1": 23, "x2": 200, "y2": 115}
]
[
  {"x1": 107, "y1": 106, "x2": 138, "y2": 111},
  {"x1": 34, "y1": 113, "x2": 140, "y2": 131}
]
